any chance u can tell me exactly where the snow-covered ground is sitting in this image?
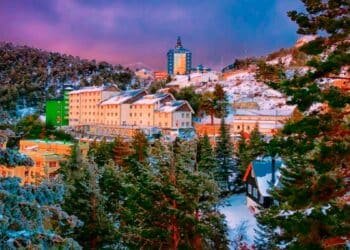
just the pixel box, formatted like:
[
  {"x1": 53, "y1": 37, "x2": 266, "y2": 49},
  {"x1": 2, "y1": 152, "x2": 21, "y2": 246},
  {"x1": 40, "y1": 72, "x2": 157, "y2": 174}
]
[{"x1": 219, "y1": 193, "x2": 257, "y2": 248}]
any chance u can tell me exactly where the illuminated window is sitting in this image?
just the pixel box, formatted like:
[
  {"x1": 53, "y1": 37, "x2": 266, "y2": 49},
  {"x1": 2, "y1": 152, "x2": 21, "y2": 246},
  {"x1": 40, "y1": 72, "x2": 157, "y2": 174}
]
[{"x1": 253, "y1": 188, "x2": 258, "y2": 198}]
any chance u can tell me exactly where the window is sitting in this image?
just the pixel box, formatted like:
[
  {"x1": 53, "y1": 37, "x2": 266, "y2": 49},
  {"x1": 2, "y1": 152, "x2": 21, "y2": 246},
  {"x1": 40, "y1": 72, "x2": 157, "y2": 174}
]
[
  {"x1": 186, "y1": 113, "x2": 190, "y2": 118},
  {"x1": 237, "y1": 125, "x2": 240, "y2": 130},
  {"x1": 25, "y1": 170, "x2": 29, "y2": 177},
  {"x1": 130, "y1": 113, "x2": 132, "y2": 117},
  {"x1": 248, "y1": 184, "x2": 252, "y2": 194},
  {"x1": 253, "y1": 187, "x2": 258, "y2": 198},
  {"x1": 247, "y1": 126, "x2": 250, "y2": 131},
  {"x1": 181, "y1": 122, "x2": 185, "y2": 127},
  {"x1": 49, "y1": 162, "x2": 57, "y2": 168},
  {"x1": 259, "y1": 195, "x2": 264, "y2": 204},
  {"x1": 181, "y1": 113, "x2": 185, "y2": 118},
  {"x1": 165, "y1": 122, "x2": 168, "y2": 126},
  {"x1": 130, "y1": 105, "x2": 133, "y2": 109},
  {"x1": 148, "y1": 113, "x2": 150, "y2": 117},
  {"x1": 186, "y1": 122, "x2": 190, "y2": 127}
]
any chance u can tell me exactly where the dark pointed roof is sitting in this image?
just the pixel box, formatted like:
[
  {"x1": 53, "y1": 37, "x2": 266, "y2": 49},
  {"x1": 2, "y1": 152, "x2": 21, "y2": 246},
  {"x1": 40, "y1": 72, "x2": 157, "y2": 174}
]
[{"x1": 176, "y1": 36, "x2": 182, "y2": 49}]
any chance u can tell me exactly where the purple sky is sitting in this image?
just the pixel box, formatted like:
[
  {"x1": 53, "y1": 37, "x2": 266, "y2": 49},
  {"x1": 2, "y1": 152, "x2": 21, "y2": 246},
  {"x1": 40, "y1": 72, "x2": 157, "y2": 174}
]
[{"x1": 0, "y1": 0, "x2": 304, "y2": 70}]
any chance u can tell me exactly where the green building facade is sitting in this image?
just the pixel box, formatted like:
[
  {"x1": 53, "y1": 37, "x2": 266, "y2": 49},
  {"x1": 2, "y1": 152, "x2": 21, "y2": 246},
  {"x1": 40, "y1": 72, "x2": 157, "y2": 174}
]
[{"x1": 45, "y1": 91, "x2": 69, "y2": 126}]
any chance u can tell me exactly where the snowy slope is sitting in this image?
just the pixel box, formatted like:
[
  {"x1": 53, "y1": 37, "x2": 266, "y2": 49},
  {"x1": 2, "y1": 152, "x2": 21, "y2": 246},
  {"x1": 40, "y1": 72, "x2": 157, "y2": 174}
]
[{"x1": 219, "y1": 193, "x2": 257, "y2": 248}]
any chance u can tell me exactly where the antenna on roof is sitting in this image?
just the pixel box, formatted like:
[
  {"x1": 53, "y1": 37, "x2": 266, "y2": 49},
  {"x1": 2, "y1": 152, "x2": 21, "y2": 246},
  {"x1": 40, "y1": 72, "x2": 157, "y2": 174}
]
[{"x1": 176, "y1": 36, "x2": 182, "y2": 48}]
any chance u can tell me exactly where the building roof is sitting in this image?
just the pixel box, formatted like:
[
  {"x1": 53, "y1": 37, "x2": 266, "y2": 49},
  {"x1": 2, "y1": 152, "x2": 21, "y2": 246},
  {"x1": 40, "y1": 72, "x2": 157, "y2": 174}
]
[
  {"x1": 100, "y1": 89, "x2": 145, "y2": 105},
  {"x1": 244, "y1": 157, "x2": 284, "y2": 197},
  {"x1": 156, "y1": 100, "x2": 194, "y2": 113},
  {"x1": 22, "y1": 139, "x2": 74, "y2": 146},
  {"x1": 235, "y1": 108, "x2": 295, "y2": 117},
  {"x1": 69, "y1": 85, "x2": 119, "y2": 94},
  {"x1": 168, "y1": 37, "x2": 191, "y2": 54},
  {"x1": 133, "y1": 93, "x2": 173, "y2": 105}
]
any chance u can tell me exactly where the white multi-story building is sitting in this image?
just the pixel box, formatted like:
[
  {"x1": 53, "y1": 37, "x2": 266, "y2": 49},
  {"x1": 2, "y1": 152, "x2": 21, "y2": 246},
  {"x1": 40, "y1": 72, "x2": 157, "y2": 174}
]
[{"x1": 68, "y1": 86, "x2": 193, "y2": 130}]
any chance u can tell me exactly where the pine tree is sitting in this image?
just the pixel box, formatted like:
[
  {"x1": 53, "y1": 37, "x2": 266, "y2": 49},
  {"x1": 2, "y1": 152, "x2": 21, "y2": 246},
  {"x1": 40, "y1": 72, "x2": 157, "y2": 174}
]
[
  {"x1": 200, "y1": 85, "x2": 228, "y2": 124},
  {"x1": 236, "y1": 132, "x2": 251, "y2": 175},
  {"x1": 200, "y1": 92, "x2": 217, "y2": 125},
  {"x1": 88, "y1": 138, "x2": 114, "y2": 167},
  {"x1": 254, "y1": 218, "x2": 276, "y2": 250},
  {"x1": 129, "y1": 130, "x2": 148, "y2": 164},
  {"x1": 197, "y1": 134, "x2": 218, "y2": 174},
  {"x1": 236, "y1": 128, "x2": 266, "y2": 175},
  {"x1": 118, "y1": 139, "x2": 229, "y2": 249},
  {"x1": 259, "y1": 1, "x2": 350, "y2": 248},
  {"x1": 0, "y1": 177, "x2": 82, "y2": 249},
  {"x1": 0, "y1": 148, "x2": 34, "y2": 167},
  {"x1": 113, "y1": 136, "x2": 130, "y2": 166},
  {"x1": 62, "y1": 156, "x2": 117, "y2": 249},
  {"x1": 0, "y1": 150, "x2": 81, "y2": 249},
  {"x1": 215, "y1": 118, "x2": 235, "y2": 192},
  {"x1": 213, "y1": 84, "x2": 228, "y2": 118}
]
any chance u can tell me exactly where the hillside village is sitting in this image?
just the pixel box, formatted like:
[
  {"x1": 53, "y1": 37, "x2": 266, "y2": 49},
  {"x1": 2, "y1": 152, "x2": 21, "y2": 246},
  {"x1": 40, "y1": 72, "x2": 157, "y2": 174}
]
[{"x1": 0, "y1": 1, "x2": 349, "y2": 248}]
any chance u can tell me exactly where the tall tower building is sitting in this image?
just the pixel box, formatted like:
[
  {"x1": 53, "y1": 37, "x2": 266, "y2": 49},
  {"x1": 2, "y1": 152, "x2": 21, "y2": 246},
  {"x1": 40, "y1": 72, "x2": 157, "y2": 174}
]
[{"x1": 167, "y1": 36, "x2": 192, "y2": 75}]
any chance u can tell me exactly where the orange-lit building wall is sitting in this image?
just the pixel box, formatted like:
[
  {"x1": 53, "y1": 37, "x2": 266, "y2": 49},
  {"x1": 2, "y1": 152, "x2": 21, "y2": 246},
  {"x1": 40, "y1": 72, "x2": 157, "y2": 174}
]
[{"x1": 174, "y1": 53, "x2": 187, "y2": 75}]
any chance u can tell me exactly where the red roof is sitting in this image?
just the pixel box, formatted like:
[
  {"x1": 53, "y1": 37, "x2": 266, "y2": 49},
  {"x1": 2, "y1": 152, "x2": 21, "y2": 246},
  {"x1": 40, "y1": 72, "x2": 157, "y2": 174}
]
[
  {"x1": 322, "y1": 234, "x2": 350, "y2": 248},
  {"x1": 242, "y1": 132, "x2": 250, "y2": 140},
  {"x1": 243, "y1": 163, "x2": 252, "y2": 182}
]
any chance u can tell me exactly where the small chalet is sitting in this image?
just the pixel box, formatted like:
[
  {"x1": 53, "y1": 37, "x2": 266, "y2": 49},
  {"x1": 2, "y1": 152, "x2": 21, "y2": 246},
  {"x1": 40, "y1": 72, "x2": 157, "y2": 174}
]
[{"x1": 243, "y1": 157, "x2": 284, "y2": 213}]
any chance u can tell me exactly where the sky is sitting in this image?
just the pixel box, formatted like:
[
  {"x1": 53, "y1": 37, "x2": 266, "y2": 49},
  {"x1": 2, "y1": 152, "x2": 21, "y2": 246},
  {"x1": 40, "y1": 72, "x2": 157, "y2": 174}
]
[{"x1": 0, "y1": 0, "x2": 304, "y2": 70}]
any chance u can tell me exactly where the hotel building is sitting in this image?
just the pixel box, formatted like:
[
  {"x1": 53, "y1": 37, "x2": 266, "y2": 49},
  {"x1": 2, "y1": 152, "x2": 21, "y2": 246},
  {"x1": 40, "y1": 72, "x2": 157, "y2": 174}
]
[
  {"x1": 68, "y1": 86, "x2": 194, "y2": 133},
  {"x1": 167, "y1": 37, "x2": 192, "y2": 75}
]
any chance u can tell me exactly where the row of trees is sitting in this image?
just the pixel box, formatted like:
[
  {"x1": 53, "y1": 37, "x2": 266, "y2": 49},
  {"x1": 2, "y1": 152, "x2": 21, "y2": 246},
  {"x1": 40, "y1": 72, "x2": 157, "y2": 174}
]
[
  {"x1": 58, "y1": 131, "x2": 231, "y2": 249},
  {"x1": 252, "y1": 1, "x2": 350, "y2": 248},
  {"x1": 0, "y1": 130, "x2": 233, "y2": 249},
  {"x1": 170, "y1": 84, "x2": 229, "y2": 123},
  {"x1": 0, "y1": 43, "x2": 134, "y2": 114}
]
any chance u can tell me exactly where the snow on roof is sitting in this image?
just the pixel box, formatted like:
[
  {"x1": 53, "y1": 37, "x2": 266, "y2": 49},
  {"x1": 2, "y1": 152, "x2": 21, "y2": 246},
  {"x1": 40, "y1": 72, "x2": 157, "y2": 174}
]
[
  {"x1": 69, "y1": 85, "x2": 119, "y2": 94},
  {"x1": 100, "y1": 89, "x2": 145, "y2": 105},
  {"x1": 156, "y1": 100, "x2": 194, "y2": 113},
  {"x1": 167, "y1": 71, "x2": 219, "y2": 88},
  {"x1": 235, "y1": 108, "x2": 294, "y2": 117},
  {"x1": 69, "y1": 86, "x2": 105, "y2": 94},
  {"x1": 252, "y1": 157, "x2": 284, "y2": 197},
  {"x1": 24, "y1": 145, "x2": 39, "y2": 151},
  {"x1": 133, "y1": 93, "x2": 171, "y2": 105}
]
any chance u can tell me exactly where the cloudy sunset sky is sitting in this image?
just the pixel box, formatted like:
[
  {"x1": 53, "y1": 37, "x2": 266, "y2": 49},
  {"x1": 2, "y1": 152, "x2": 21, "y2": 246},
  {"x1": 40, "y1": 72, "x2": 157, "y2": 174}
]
[{"x1": 0, "y1": 0, "x2": 304, "y2": 70}]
